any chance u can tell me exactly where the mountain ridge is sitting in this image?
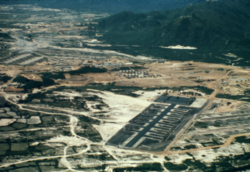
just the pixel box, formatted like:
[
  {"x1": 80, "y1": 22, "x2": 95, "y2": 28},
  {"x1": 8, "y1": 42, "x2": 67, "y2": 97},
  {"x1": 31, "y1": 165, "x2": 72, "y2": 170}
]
[
  {"x1": 1, "y1": 0, "x2": 205, "y2": 13},
  {"x1": 97, "y1": 0, "x2": 250, "y2": 50}
]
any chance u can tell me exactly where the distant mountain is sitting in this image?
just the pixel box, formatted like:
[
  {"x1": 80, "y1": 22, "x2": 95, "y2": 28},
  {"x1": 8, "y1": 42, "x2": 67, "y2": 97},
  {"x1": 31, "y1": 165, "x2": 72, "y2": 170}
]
[
  {"x1": 97, "y1": 0, "x2": 250, "y2": 50},
  {"x1": 1, "y1": 0, "x2": 205, "y2": 13},
  {"x1": 222, "y1": 0, "x2": 250, "y2": 14}
]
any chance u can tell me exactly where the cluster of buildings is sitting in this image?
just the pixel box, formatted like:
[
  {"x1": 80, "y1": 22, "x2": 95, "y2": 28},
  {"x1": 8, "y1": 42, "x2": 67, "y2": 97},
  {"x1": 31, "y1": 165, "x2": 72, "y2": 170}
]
[
  {"x1": 60, "y1": 66, "x2": 72, "y2": 71},
  {"x1": 180, "y1": 90, "x2": 205, "y2": 96},
  {"x1": 92, "y1": 62, "x2": 124, "y2": 68},
  {"x1": 47, "y1": 58, "x2": 134, "y2": 72},
  {"x1": 165, "y1": 89, "x2": 205, "y2": 97},
  {"x1": 221, "y1": 77, "x2": 250, "y2": 86},
  {"x1": 231, "y1": 77, "x2": 249, "y2": 83},
  {"x1": 116, "y1": 69, "x2": 161, "y2": 79},
  {"x1": 85, "y1": 61, "x2": 133, "y2": 68},
  {"x1": 157, "y1": 59, "x2": 165, "y2": 63}
]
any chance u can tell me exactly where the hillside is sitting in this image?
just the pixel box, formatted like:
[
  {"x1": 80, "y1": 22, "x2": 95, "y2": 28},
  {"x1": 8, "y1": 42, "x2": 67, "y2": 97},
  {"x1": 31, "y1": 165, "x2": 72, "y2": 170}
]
[
  {"x1": 97, "y1": 0, "x2": 250, "y2": 50},
  {"x1": 1, "y1": 0, "x2": 205, "y2": 13},
  {"x1": 0, "y1": 33, "x2": 12, "y2": 40}
]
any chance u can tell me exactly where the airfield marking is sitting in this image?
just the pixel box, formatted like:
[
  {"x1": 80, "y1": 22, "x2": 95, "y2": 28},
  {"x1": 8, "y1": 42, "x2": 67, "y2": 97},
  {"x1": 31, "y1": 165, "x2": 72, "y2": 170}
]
[{"x1": 125, "y1": 104, "x2": 176, "y2": 148}]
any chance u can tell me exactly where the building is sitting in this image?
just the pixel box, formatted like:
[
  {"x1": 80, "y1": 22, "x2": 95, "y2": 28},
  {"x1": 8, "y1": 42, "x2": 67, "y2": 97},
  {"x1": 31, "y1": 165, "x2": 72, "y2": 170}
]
[
  {"x1": 61, "y1": 66, "x2": 72, "y2": 71},
  {"x1": 157, "y1": 60, "x2": 165, "y2": 63},
  {"x1": 125, "y1": 62, "x2": 133, "y2": 65}
]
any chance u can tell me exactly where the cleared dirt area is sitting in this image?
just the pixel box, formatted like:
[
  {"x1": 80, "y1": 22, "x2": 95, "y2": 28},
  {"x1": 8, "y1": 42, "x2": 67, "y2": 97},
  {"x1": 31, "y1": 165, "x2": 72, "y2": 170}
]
[
  {"x1": 84, "y1": 73, "x2": 116, "y2": 82},
  {"x1": 1, "y1": 54, "x2": 250, "y2": 158},
  {"x1": 167, "y1": 132, "x2": 250, "y2": 155},
  {"x1": 21, "y1": 74, "x2": 43, "y2": 82},
  {"x1": 215, "y1": 100, "x2": 241, "y2": 113}
]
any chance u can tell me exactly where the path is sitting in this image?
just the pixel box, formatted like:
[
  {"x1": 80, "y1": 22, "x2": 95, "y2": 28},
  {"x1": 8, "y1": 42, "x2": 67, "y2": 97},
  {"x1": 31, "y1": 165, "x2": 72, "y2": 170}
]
[
  {"x1": 156, "y1": 70, "x2": 233, "y2": 156},
  {"x1": 167, "y1": 132, "x2": 250, "y2": 155}
]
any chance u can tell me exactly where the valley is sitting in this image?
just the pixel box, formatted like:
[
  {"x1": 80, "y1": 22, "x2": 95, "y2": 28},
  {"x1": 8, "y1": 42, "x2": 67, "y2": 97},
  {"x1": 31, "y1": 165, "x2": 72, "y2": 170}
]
[{"x1": 0, "y1": 2, "x2": 250, "y2": 172}]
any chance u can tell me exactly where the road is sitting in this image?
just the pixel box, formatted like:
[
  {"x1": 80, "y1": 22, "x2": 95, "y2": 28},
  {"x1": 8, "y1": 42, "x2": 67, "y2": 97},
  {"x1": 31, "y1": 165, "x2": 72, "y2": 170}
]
[
  {"x1": 156, "y1": 69, "x2": 241, "y2": 155},
  {"x1": 198, "y1": 113, "x2": 250, "y2": 121},
  {"x1": 167, "y1": 132, "x2": 250, "y2": 155}
]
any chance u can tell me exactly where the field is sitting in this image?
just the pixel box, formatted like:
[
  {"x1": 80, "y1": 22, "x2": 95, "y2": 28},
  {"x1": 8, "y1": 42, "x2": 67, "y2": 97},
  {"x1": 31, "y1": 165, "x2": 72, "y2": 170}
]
[{"x1": 0, "y1": 4, "x2": 250, "y2": 172}]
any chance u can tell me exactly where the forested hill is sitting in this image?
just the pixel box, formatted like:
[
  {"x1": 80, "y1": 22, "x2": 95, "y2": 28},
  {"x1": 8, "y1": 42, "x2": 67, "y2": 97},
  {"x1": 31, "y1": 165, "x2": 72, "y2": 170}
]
[
  {"x1": 1, "y1": 0, "x2": 204, "y2": 13},
  {"x1": 97, "y1": 0, "x2": 250, "y2": 50}
]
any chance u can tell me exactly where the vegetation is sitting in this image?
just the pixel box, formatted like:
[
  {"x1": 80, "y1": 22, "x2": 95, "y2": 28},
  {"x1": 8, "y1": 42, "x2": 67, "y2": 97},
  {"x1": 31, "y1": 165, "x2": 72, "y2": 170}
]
[
  {"x1": 216, "y1": 90, "x2": 250, "y2": 102},
  {"x1": 170, "y1": 147, "x2": 182, "y2": 151},
  {"x1": 171, "y1": 86, "x2": 214, "y2": 95},
  {"x1": 13, "y1": 75, "x2": 56, "y2": 90},
  {"x1": 2, "y1": 0, "x2": 207, "y2": 13},
  {"x1": 87, "y1": 154, "x2": 114, "y2": 161},
  {"x1": 41, "y1": 66, "x2": 107, "y2": 79},
  {"x1": 99, "y1": 1, "x2": 250, "y2": 49},
  {"x1": 165, "y1": 156, "x2": 171, "y2": 160},
  {"x1": 96, "y1": 0, "x2": 250, "y2": 66},
  {"x1": 194, "y1": 121, "x2": 208, "y2": 128},
  {"x1": 0, "y1": 33, "x2": 12, "y2": 39},
  {"x1": 113, "y1": 163, "x2": 163, "y2": 172},
  {"x1": 216, "y1": 68, "x2": 225, "y2": 71},
  {"x1": 164, "y1": 162, "x2": 188, "y2": 171},
  {"x1": 41, "y1": 72, "x2": 66, "y2": 79},
  {"x1": 12, "y1": 67, "x2": 108, "y2": 91},
  {"x1": 183, "y1": 159, "x2": 208, "y2": 171},
  {"x1": 182, "y1": 154, "x2": 250, "y2": 172},
  {"x1": 68, "y1": 66, "x2": 107, "y2": 75},
  {"x1": 201, "y1": 139, "x2": 220, "y2": 147},
  {"x1": 184, "y1": 144, "x2": 197, "y2": 150},
  {"x1": 0, "y1": 75, "x2": 11, "y2": 83},
  {"x1": 234, "y1": 136, "x2": 250, "y2": 144},
  {"x1": 213, "y1": 121, "x2": 222, "y2": 127}
]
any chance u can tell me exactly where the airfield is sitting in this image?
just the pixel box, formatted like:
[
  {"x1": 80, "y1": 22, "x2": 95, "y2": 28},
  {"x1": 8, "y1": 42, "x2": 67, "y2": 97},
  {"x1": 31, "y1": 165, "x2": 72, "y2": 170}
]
[{"x1": 107, "y1": 96, "x2": 207, "y2": 152}]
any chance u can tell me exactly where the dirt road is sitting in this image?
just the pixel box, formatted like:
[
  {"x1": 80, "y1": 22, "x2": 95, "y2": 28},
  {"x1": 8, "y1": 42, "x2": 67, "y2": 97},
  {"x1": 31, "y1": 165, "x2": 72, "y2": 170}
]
[
  {"x1": 167, "y1": 132, "x2": 250, "y2": 155},
  {"x1": 158, "y1": 70, "x2": 232, "y2": 155}
]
